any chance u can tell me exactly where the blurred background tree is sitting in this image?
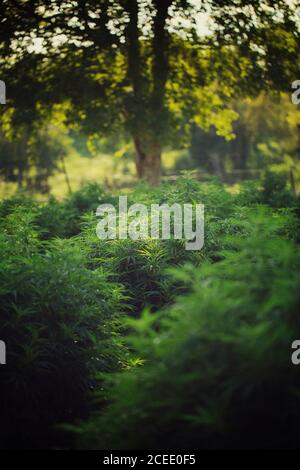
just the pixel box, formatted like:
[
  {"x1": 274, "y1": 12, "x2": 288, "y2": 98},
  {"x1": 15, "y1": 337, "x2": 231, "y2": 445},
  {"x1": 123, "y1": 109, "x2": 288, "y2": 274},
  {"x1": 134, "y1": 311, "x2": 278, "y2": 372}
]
[
  {"x1": 190, "y1": 93, "x2": 300, "y2": 184},
  {"x1": 0, "y1": 0, "x2": 299, "y2": 190}
]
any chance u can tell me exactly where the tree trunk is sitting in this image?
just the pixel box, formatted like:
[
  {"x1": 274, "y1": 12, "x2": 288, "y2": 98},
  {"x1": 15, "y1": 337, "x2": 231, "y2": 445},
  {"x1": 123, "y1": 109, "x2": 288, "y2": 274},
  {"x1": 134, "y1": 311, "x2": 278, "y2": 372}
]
[
  {"x1": 134, "y1": 137, "x2": 161, "y2": 185},
  {"x1": 232, "y1": 121, "x2": 249, "y2": 170},
  {"x1": 123, "y1": 0, "x2": 171, "y2": 186}
]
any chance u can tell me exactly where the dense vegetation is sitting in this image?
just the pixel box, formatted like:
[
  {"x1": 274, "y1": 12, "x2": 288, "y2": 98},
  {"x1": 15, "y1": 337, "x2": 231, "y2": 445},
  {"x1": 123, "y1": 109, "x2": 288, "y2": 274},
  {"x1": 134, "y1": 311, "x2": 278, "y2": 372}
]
[
  {"x1": 0, "y1": 173, "x2": 299, "y2": 449},
  {"x1": 0, "y1": 0, "x2": 299, "y2": 453},
  {"x1": 1, "y1": 1, "x2": 299, "y2": 186}
]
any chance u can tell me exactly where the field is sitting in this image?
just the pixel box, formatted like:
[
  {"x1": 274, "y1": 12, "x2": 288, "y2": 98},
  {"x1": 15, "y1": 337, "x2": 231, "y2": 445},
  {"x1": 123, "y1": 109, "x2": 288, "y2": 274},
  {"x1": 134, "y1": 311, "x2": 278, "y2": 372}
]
[
  {"x1": 0, "y1": 1, "x2": 299, "y2": 452},
  {"x1": 0, "y1": 173, "x2": 299, "y2": 449}
]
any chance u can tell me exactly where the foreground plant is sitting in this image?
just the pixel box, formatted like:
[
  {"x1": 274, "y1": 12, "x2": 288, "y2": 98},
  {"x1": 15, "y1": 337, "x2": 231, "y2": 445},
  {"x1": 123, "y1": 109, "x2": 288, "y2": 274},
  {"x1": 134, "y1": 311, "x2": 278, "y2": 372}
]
[
  {"x1": 0, "y1": 210, "x2": 125, "y2": 449},
  {"x1": 77, "y1": 209, "x2": 300, "y2": 449}
]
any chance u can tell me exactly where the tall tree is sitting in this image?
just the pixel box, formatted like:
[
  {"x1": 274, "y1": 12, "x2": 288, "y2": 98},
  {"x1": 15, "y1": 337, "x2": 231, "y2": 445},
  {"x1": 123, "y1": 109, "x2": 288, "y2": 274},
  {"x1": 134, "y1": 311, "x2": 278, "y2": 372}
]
[{"x1": 0, "y1": 0, "x2": 299, "y2": 184}]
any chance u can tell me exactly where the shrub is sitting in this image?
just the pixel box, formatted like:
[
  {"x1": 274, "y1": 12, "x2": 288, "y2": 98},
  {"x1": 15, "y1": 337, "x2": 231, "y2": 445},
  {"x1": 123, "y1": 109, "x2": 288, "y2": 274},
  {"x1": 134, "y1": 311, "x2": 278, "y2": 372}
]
[
  {"x1": 0, "y1": 192, "x2": 37, "y2": 218},
  {"x1": 0, "y1": 210, "x2": 125, "y2": 449},
  {"x1": 77, "y1": 208, "x2": 300, "y2": 450},
  {"x1": 236, "y1": 172, "x2": 300, "y2": 214},
  {"x1": 235, "y1": 180, "x2": 263, "y2": 206},
  {"x1": 79, "y1": 177, "x2": 209, "y2": 315},
  {"x1": 1, "y1": 176, "x2": 299, "y2": 450},
  {"x1": 36, "y1": 183, "x2": 114, "y2": 239},
  {"x1": 81, "y1": 218, "x2": 198, "y2": 315},
  {"x1": 261, "y1": 171, "x2": 297, "y2": 209},
  {"x1": 35, "y1": 196, "x2": 78, "y2": 239}
]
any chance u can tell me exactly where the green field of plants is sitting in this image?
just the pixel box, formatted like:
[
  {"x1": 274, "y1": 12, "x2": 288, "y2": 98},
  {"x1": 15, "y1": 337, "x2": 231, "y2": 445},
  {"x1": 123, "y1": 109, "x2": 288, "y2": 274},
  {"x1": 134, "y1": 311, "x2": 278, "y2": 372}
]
[
  {"x1": 0, "y1": 172, "x2": 299, "y2": 449},
  {"x1": 0, "y1": 0, "x2": 300, "y2": 453}
]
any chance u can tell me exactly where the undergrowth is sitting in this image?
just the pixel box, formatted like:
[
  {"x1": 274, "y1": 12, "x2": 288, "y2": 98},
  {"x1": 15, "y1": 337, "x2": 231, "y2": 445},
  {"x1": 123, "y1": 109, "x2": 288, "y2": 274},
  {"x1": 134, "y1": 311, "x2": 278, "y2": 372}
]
[{"x1": 0, "y1": 171, "x2": 299, "y2": 449}]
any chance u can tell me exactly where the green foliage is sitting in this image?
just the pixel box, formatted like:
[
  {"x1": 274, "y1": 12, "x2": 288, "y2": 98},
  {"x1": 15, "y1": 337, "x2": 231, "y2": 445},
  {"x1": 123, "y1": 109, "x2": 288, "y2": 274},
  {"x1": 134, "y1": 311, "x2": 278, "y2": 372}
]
[
  {"x1": 0, "y1": 209, "x2": 125, "y2": 449},
  {"x1": 0, "y1": 175, "x2": 299, "y2": 449},
  {"x1": 36, "y1": 183, "x2": 114, "y2": 239},
  {"x1": 261, "y1": 171, "x2": 297, "y2": 209},
  {"x1": 236, "y1": 172, "x2": 300, "y2": 219},
  {"x1": 80, "y1": 176, "x2": 211, "y2": 314},
  {"x1": 77, "y1": 208, "x2": 300, "y2": 449},
  {"x1": 2, "y1": 0, "x2": 299, "y2": 184},
  {"x1": 0, "y1": 192, "x2": 37, "y2": 219}
]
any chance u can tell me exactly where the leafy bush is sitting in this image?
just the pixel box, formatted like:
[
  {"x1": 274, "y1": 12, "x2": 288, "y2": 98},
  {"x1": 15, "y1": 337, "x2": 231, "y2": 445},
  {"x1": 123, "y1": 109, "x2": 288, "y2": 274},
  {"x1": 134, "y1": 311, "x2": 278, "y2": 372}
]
[
  {"x1": 236, "y1": 171, "x2": 299, "y2": 212},
  {"x1": 36, "y1": 183, "x2": 114, "y2": 239},
  {"x1": 261, "y1": 171, "x2": 296, "y2": 209},
  {"x1": 235, "y1": 180, "x2": 263, "y2": 206},
  {"x1": 79, "y1": 177, "x2": 209, "y2": 315},
  {"x1": 0, "y1": 192, "x2": 38, "y2": 218},
  {"x1": 77, "y1": 209, "x2": 300, "y2": 449},
  {"x1": 35, "y1": 196, "x2": 78, "y2": 239},
  {"x1": 0, "y1": 210, "x2": 125, "y2": 449},
  {"x1": 0, "y1": 175, "x2": 299, "y2": 450},
  {"x1": 0, "y1": 183, "x2": 112, "y2": 240}
]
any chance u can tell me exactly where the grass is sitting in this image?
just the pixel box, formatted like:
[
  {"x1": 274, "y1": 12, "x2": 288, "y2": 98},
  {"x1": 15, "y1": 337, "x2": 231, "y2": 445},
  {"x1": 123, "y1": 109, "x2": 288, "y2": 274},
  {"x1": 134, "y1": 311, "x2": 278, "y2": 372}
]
[{"x1": 0, "y1": 149, "x2": 196, "y2": 201}]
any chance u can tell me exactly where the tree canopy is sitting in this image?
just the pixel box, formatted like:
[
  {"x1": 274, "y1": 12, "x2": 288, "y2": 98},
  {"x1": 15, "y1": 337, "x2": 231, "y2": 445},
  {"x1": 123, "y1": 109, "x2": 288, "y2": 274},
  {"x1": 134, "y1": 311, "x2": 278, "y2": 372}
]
[{"x1": 1, "y1": 0, "x2": 299, "y2": 183}]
